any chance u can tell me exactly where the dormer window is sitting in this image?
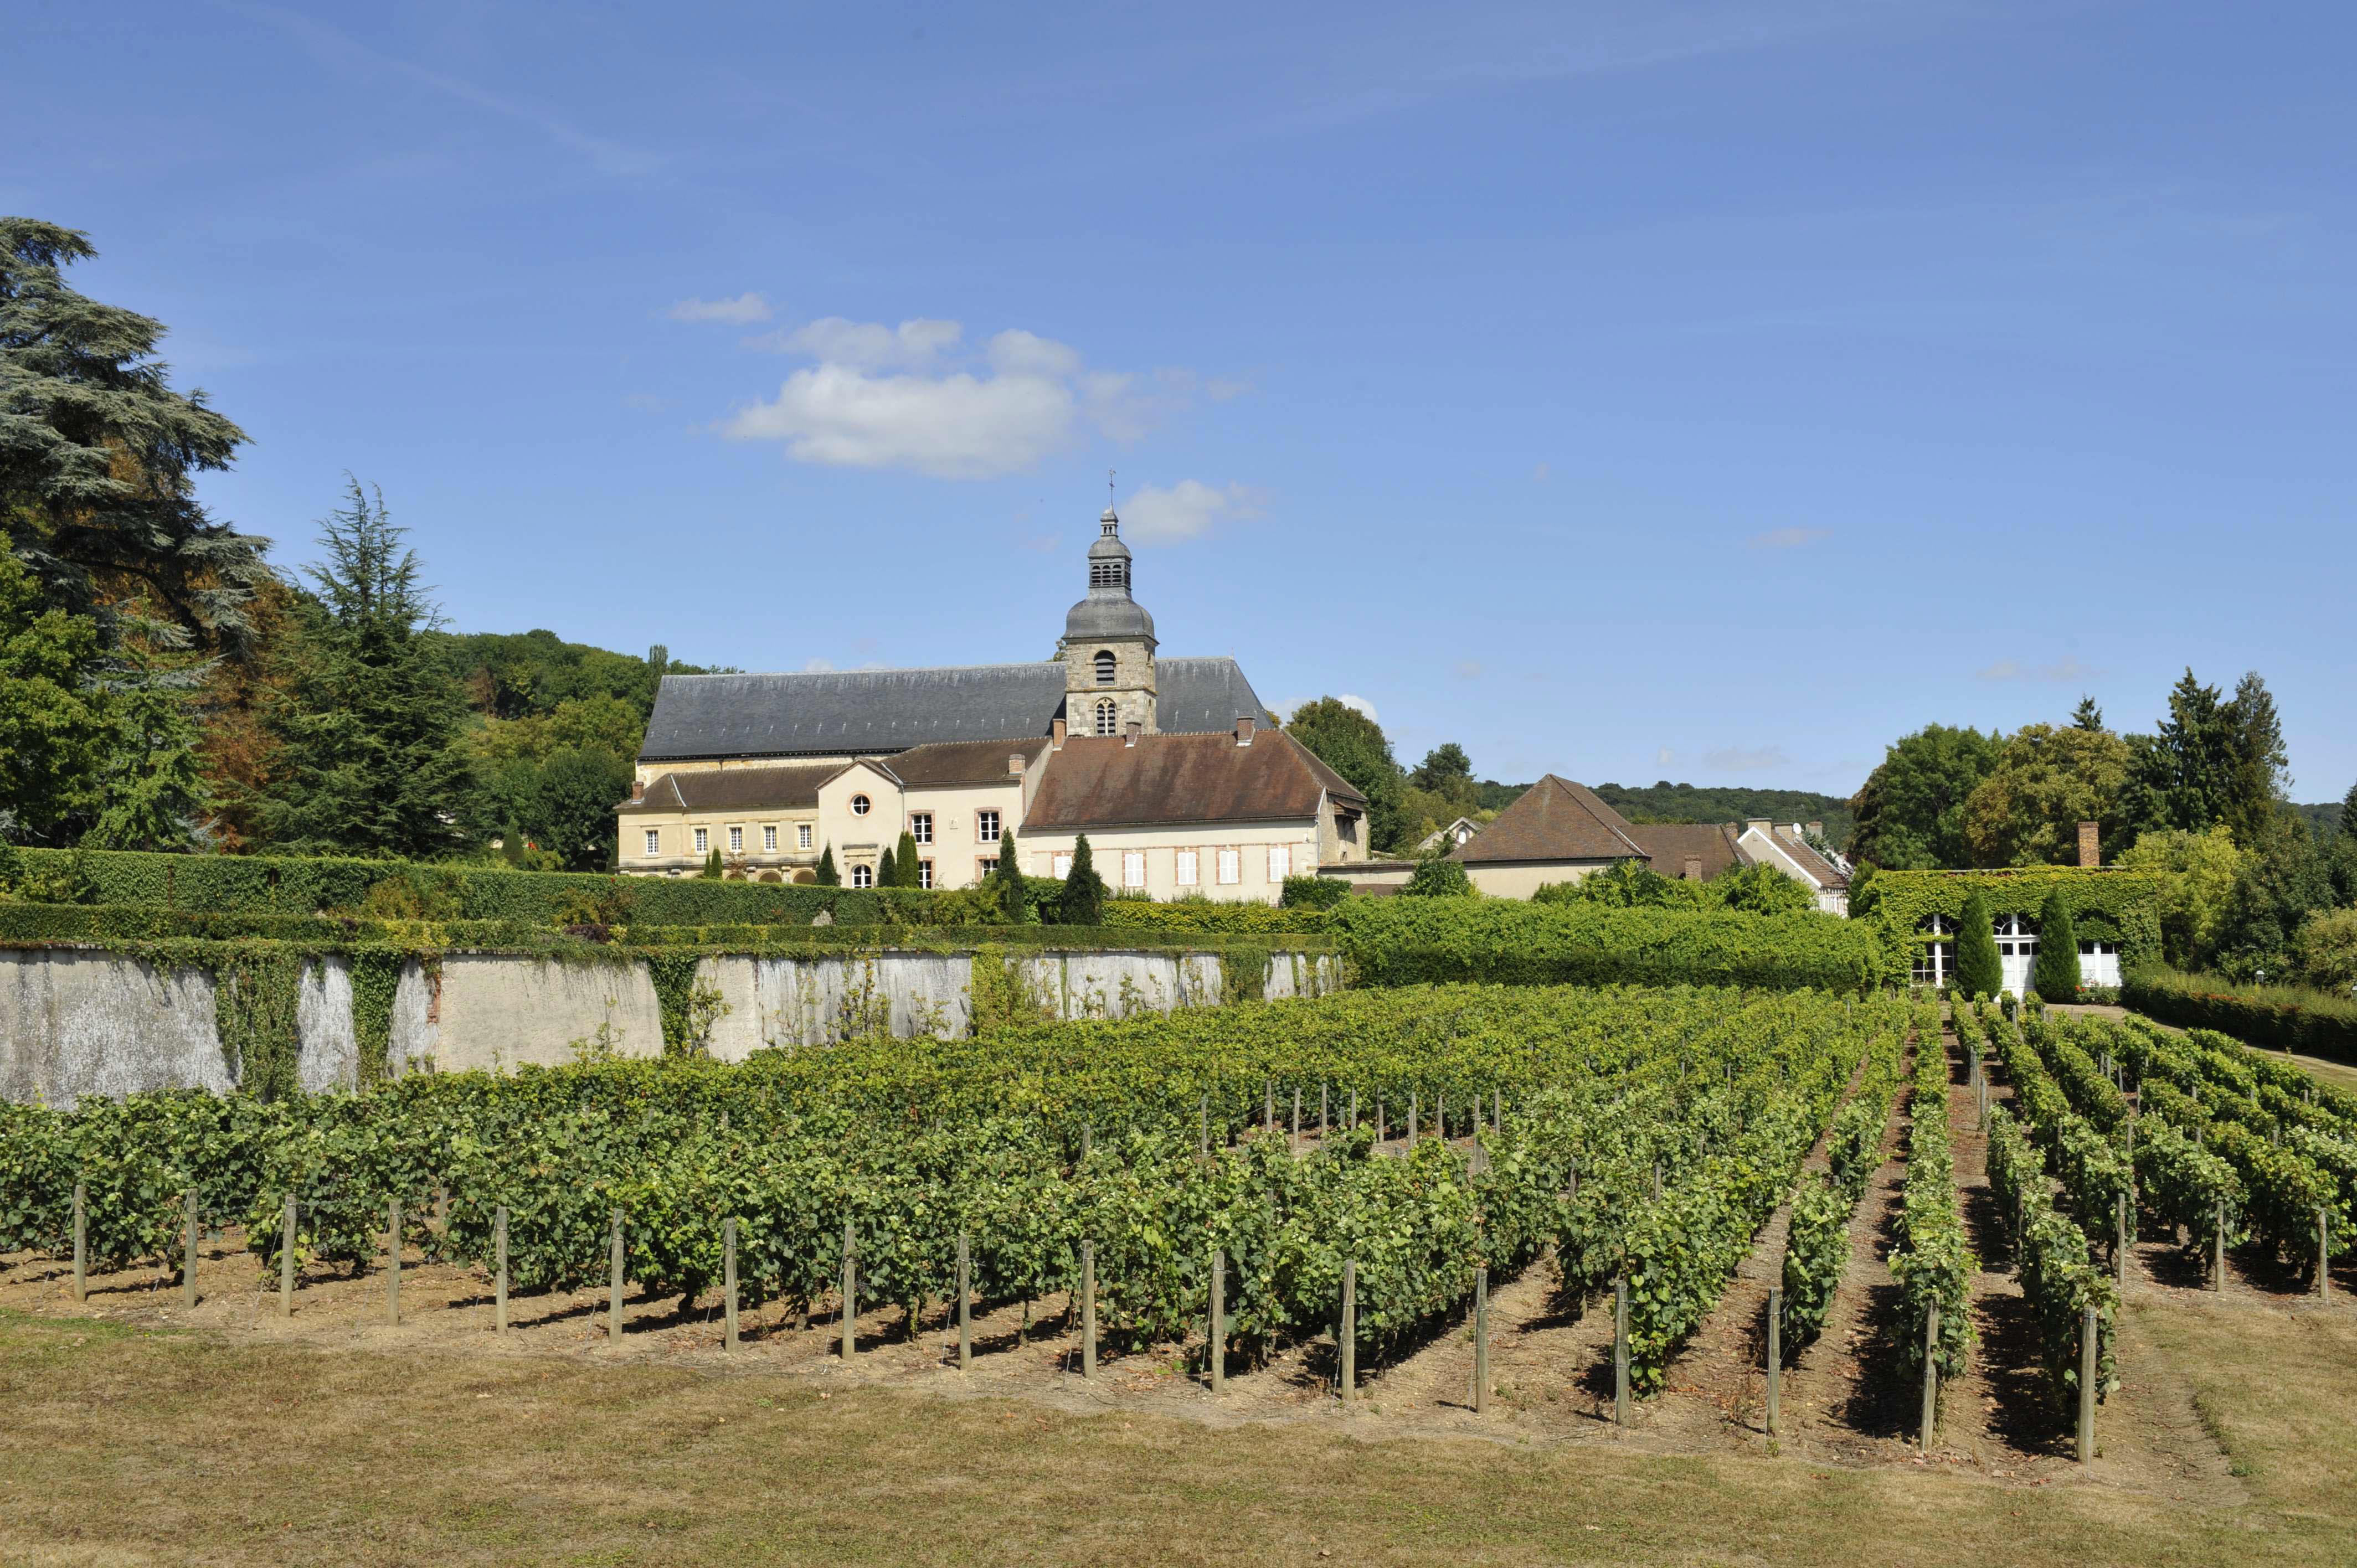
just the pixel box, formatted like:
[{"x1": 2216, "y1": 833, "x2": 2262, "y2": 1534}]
[{"x1": 1094, "y1": 649, "x2": 1115, "y2": 685}]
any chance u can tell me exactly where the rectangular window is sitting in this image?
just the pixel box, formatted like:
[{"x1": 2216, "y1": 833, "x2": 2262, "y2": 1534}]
[
  {"x1": 1267, "y1": 845, "x2": 1290, "y2": 882},
  {"x1": 694, "y1": 827, "x2": 709, "y2": 854},
  {"x1": 728, "y1": 826, "x2": 743, "y2": 853},
  {"x1": 977, "y1": 857, "x2": 998, "y2": 880},
  {"x1": 977, "y1": 809, "x2": 1000, "y2": 843},
  {"x1": 1176, "y1": 848, "x2": 1198, "y2": 886},
  {"x1": 1217, "y1": 848, "x2": 1240, "y2": 885},
  {"x1": 919, "y1": 859, "x2": 934, "y2": 889},
  {"x1": 1053, "y1": 851, "x2": 1073, "y2": 880},
  {"x1": 797, "y1": 823, "x2": 812, "y2": 850},
  {"x1": 910, "y1": 812, "x2": 933, "y2": 845},
  {"x1": 643, "y1": 829, "x2": 661, "y2": 857},
  {"x1": 763, "y1": 825, "x2": 778, "y2": 852},
  {"x1": 1123, "y1": 850, "x2": 1146, "y2": 889}
]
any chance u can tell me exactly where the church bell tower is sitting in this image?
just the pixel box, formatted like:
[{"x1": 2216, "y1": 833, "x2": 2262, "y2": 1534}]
[{"x1": 1056, "y1": 506, "x2": 1158, "y2": 737}]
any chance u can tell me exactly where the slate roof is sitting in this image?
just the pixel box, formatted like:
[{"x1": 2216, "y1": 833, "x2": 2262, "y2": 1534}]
[
  {"x1": 618, "y1": 765, "x2": 839, "y2": 816},
  {"x1": 1625, "y1": 822, "x2": 1746, "y2": 881},
  {"x1": 1025, "y1": 731, "x2": 1364, "y2": 831},
  {"x1": 639, "y1": 658, "x2": 1267, "y2": 761},
  {"x1": 1448, "y1": 775, "x2": 1649, "y2": 864}
]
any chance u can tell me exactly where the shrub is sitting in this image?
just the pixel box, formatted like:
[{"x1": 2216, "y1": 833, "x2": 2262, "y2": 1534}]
[
  {"x1": 1059, "y1": 834, "x2": 1104, "y2": 926},
  {"x1": 699, "y1": 847, "x2": 722, "y2": 880},
  {"x1": 1279, "y1": 875, "x2": 1349, "y2": 911},
  {"x1": 2032, "y1": 886, "x2": 2081, "y2": 1002},
  {"x1": 1398, "y1": 858, "x2": 1471, "y2": 898},
  {"x1": 2123, "y1": 966, "x2": 2357, "y2": 1067},
  {"x1": 878, "y1": 846, "x2": 898, "y2": 889},
  {"x1": 815, "y1": 846, "x2": 839, "y2": 886},
  {"x1": 2292, "y1": 907, "x2": 2357, "y2": 992},
  {"x1": 895, "y1": 831, "x2": 922, "y2": 888},
  {"x1": 1954, "y1": 889, "x2": 2002, "y2": 1000}
]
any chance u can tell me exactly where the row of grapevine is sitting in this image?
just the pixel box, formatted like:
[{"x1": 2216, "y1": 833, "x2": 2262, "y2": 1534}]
[
  {"x1": 1982, "y1": 1104, "x2": 2119, "y2": 1414},
  {"x1": 4, "y1": 984, "x2": 1902, "y2": 1390},
  {"x1": 1886, "y1": 1019, "x2": 1974, "y2": 1390},
  {"x1": 1778, "y1": 1002, "x2": 1917, "y2": 1353}
]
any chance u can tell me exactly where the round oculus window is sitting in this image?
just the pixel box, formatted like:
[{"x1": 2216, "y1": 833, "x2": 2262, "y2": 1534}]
[{"x1": 850, "y1": 794, "x2": 871, "y2": 816}]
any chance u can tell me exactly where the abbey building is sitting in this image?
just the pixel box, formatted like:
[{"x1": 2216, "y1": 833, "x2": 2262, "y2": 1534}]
[{"x1": 616, "y1": 507, "x2": 1370, "y2": 901}]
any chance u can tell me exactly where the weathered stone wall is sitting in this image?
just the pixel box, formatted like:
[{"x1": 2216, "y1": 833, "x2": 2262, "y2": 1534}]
[{"x1": 0, "y1": 945, "x2": 1339, "y2": 1099}]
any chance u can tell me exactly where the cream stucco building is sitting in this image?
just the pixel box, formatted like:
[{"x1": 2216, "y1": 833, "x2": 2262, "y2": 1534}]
[{"x1": 615, "y1": 507, "x2": 1368, "y2": 900}]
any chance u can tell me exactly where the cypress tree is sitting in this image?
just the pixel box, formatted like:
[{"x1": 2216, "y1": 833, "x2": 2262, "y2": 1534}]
[
  {"x1": 816, "y1": 845, "x2": 839, "y2": 886},
  {"x1": 896, "y1": 829, "x2": 922, "y2": 886},
  {"x1": 2032, "y1": 886, "x2": 2080, "y2": 1002},
  {"x1": 993, "y1": 828, "x2": 1026, "y2": 921},
  {"x1": 701, "y1": 845, "x2": 722, "y2": 879},
  {"x1": 878, "y1": 845, "x2": 898, "y2": 888},
  {"x1": 1954, "y1": 889, "x2": 2003, "y2": 1000},
  {"x1": 1059, "y1": 833, "x2": 1104, "y2": 925}
]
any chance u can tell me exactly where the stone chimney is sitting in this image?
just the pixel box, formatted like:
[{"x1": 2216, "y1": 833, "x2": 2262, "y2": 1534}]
[
  {"x1": 630, "y1": 778, "x2": 645, "y2": 803},
  {"x1": 1804, "y1": 821, "x2": 1823, "y2": 840},
  {"x1": 1235, "y1": 715, "x2": 1255, "y2": 746},
  {"x1": 1125, "y1": 720, "x2": 1141, "y2": 747},
  {"x1": 1745, "y1": 818, "x2": 1772, "y2": 835},
  {"x1": 1682, "y1": 855, "x2": 1703, "y2": 881},
  {"x1": 2077, "y1": 821, "x2": 2100, "y2": 868},
  {"x1": 1050, "y1": 716, "x2": 1067, "y2": 749},
  {"x1": 1007, "y1": 752, "x2": 1026, "y2": 776}
]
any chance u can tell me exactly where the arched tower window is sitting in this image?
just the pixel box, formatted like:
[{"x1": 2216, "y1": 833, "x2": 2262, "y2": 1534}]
[
  {"x1": 1090, "y1": 559, "x2": 1128, "y2": 589},
  {"x1": 1094, "y1": 649, "x2": 1116, "y2": 685},
  {"x1": 1094, "y1": 698, "x2": 1119, "y2": 736}
]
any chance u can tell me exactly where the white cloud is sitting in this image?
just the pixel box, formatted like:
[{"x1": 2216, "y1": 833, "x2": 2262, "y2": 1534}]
[
  {"x1": 1747, "y1": 526, "x2": 1831, "y2": 550},
  {"x1": 1121, "y1": 480, "x2": 1267, "y2": 544},
  {"x1": 1704, "y1": 744, "x2": 1790, "y2": 772},
  {"x1": 722, "y1": 316, "x2": 1217, "y2": 478},
  {"x1": 1977, "y1": 655, "x2": 2099, "y2": 684},
  {"x1": 1452, "y1": 660, "x2": 1483, "y2": 680},
  {"x1": 668, "y1": 292, "x2": 773, "y2": 324},
  {"x1": 1657, "y1": 746, "x2": 1674, "y2": 767},
  {"x1": 1338, "y1": 694, "x2": 1380, "y2": 723}
]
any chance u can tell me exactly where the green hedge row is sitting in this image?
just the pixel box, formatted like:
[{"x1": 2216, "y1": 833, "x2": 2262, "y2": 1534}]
[
  {"x1": 3, "y1": 847, "x2": 1072, "y2": 928},
  {"x1": 1329, "y1": 899, "x2": 1900, "y2": 993},
  {"x1": 2122, "y1": 967, "x2": 2357, "y2": 1068}
]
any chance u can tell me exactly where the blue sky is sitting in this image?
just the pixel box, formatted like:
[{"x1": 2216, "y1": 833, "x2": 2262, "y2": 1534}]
[{"x1": 10, "y1": 2, "x2": 2354, "y2": 800}]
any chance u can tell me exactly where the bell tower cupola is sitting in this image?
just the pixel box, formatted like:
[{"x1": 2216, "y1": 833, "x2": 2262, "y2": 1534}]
[{"x1": 1057, "y1": 503, "x2": 1158, "y2": 737}]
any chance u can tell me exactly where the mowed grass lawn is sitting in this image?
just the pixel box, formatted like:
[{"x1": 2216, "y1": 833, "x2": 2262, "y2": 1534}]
[{"x1": 1, "y1": 1292, "x2": 2350, "y2": 1568}]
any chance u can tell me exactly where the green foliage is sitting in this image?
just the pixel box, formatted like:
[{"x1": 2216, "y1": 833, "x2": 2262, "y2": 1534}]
[
  {"x1": 1953, "y1": 890, "x2": 2002, "y2": 1000},
  {"x1": 814, "y1": 845, "x2": 838, "y2": 886},
  {"x1": 2115, "y1": 825, "x2": 2243, "y2": 967},
  {"x1": 1279, "y1": 875, "x2": 1349, "y2": 911},
  {"x1": 894, "y1": 831, "x2": 921, "y2": 888},
  {"x1": 2032, "y1": 887, "x2": 2081, "y2": 1001},
  {"x1": 1855, "y1": 865, "x2": 2165, "y2": 980},
  {"x1": 701, "y1": 846, "x2": 723, "y2": 880},
  {"x1": 991, "y1": 828, "x2": 1028, "y2": 922},
  {"x1": 249, "y1": 481, "x2": 476, "y2": 859},
  {"x1": 2291, "y1": 907, "x2": 2357, "y2": 993},
  {"x1": 1888, "y1": 1030, "x2": 1974, "y2": 1385},
  {"x1": 2123, "y1": 967, "x2": 2357, "y2": 1066},
  {"x1": 1398, "y1": 857, "x2": 1471, "y2": 898},
  {"x1": 1847, "y1": 724, "x2": 2001, "y2": 868},
  {"x1": 2209, "y1": 807, "x2": 2333, "y2": 981},
  {"x1": 476, "y1": 745, "x2": 632, "y2": 873},
  {"x1": 2122, "y1": 668, "x2": 2290, "y2": 849},
  {"x1": 1589, "y1": 781, "x2": 1855, "y2": 849},
  {"x1": 1285, "y1": 697, "x2": 1408, "y2": 852},
  {"x1": 877, "y1": 845, "x2": 897, "y2": 889},
  {"x1": 211, "y1": 946, "x2": 308, "y2": 1101},
  {"x1": 1963, "y1": 724, "x2": 2132, "y2": 868},
  {"x1": 1780, "y1": 1018, "x2": 1908, "y2": 1353},
  {"x1": 1059, "y1": 834, "x2": 1105, "y2": 925},
  {"x1": 1099, "y1": 899, "x2": 1331, "y2": 935}
]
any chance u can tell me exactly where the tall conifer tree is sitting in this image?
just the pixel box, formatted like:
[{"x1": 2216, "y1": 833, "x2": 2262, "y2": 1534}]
[{"x1": 1954, "y1": 890, "x2": 2003, "y2": 1000}]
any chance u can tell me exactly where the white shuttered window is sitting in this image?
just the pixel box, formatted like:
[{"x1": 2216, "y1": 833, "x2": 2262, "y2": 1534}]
[
  {"x1": 1267, "y1": 845, "x2": 1290, "y2": 882},
  {"x1": 1123, "y1": 851, "x2": 1146, "y2": 888},
  {"x1": 1176, "y1": 849, "x2": 1198, "y2": 886},
  {"x1": 1217, "y1": 848, "x2": 1241, "y2": 885}
]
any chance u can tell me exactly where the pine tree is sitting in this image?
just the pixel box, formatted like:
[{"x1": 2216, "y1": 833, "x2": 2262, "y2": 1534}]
[
  {"x1": 2071, "y1": 696, "x2": 2104, "y2": 731},
  {"x1": 896, "y1": 829, "x2": 922, "y2": 887},
  {"x1": 878, "y1": 845, "x2": 898, "y2": 888},
  {"x1": 250, "y1": 479, "x2": 474, "y2": 857},
  {"x1": 701, "y1": 845, "x2": 722, "y2": 879},
  {"x1": 1954, "y1": 890, "x2": 2003, "y2": 1000},
  {"x1": 1059, "y1": 833, "x2": 1104, "y2": 925},
  {"x1": 992, "y1": 828, "x2": 1026, "y2": 921},
  {"x1": 816, "y1": 845, "x2": 839, "y2": 886},
  {"x1": 2031, "y1": 886, "x2": 2080, "y2": 1002},
  {"x1": 2341, "y1": 778, "x2": 2357, "y2": 845}
]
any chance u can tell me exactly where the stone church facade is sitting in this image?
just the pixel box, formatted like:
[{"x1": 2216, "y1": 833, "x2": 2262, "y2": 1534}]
[{"x1": 615, "y1": 507, "x2": 1370, "y2": 900}]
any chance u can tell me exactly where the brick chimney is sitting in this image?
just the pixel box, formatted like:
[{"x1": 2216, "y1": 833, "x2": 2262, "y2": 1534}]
[
  {"x1": 1125, "y1": 720, "x2": 1141, "y2": 747},
  {"x1": 1235, "y1": 715, "x2": 1255, "y2": 746},
  {"x1": 2077, "y1": 821, "x2": 2100, "y2": 868},
  {"x1": 1006, "y1": 752, "x2": 1026, "y2": 776},
  {"x1": 1050, "y1": 716, "x2": 1066, "y2": 749},
  {"x1": 1804, "y1": 821, "x2": 1823, "y2": 840},
  {"x1": 1682, "y1": 855, "x2": 1702, "y2": 881},
  {"x1": 629, "y1": 778, "x2": 645, "y2": 803}
]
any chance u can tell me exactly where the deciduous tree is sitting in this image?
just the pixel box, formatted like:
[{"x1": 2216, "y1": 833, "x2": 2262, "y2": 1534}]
[
  {"x1": 1960, "y1": 724, "x2": 2130, "y2": 868},
  {"x1": 1286, "y1": 697, "x2": 1408, "y2": 852},
  {"x1": 1847, "y1": 725, "x2": 2001, "y2": 869}
]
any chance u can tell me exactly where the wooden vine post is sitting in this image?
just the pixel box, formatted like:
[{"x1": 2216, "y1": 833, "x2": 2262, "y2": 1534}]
[
  {"x1": 608, "y1": 1208, "x2": 625, "y2": 1342},
  {"x1": 723, "y1": 1218, "x2": 740, "y2": 1350},
  {"x1": 2320, "y1": 1209, "x2": 2332, "y2": 1302},
  {"x1": 279, "y1": 1196, "x2": 296, "y2": 1317},
  {"x1": 71, "y1": 1179, "x2": 86, "y2": 1305},
  {"x1": 1918, "y1": 1302, "x2": 1940, "y2": 1453},
  {"x1": 182, "y1": 1187, "x2": 199, "y2": 1308},
  {"x1": 2213, "y1": 1197, "x2": 2226, "y2": 1294},
  {"x1": 841, "y1": 1220, "x2": 858, "y2": 1359},
  {"x1": 956, "y1": 1231, "x2": 972, "y2": 1370},
  {"x1": 1612, "y1": 1278, "x2": 1630, "y2": 1426},
  {"x1": 1472, "y1": 1266, "x2": 1490, "y2": 1415},
  {"x1": 1409, "y1": 1092, "x2": 1419, "y2": 1144},
  {"x1": 494, "y1": 1204, "x2": 510, "y2": 1335},
  {"x1": 385, "y1": 1195, "x2": 400, "y2": 1326},
  {"x1": 1764, "y1": 1284, "x2": 1782, "y2": 1436},
  {"x1": 1338, "y1": 1258, "x2": 1356, "y2": 1406},
  {"x1": 2076, "y1": 1302, "x2": 2097, "y2": 1468},
  {"x1": 1079, "y1": 1240, "x2": 1098, "y2": 1379},
  {"x1": 2116, "y1": 1192, "x2": 2130, "y2": 1287},
  {"x1": 1208, "y1": 1249, "x2": 1226, "y2": 1393}
]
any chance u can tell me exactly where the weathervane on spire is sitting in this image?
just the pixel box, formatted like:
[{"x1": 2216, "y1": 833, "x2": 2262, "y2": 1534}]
[{"x1": 1107, "y1": 468, "x2": 1116, "y2": 509}]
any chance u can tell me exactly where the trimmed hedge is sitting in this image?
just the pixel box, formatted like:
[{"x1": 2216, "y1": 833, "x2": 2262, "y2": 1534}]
[
  {"x1": 1851, "y1": 865, "x2": 2165, "y2": 974},
  {"x1": 1097, "y1": 900, "x2": 1333, "y2": 935},
  {"x1": 1329, "y1": 898, "x2": 1899, "y2": 993},
  {"x1": 3, "y1": 847, "x2": 1071, "y2": 929},
  {"x1": 2123, "y1": 966, "x2": 2357, "y2": 1069}
]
